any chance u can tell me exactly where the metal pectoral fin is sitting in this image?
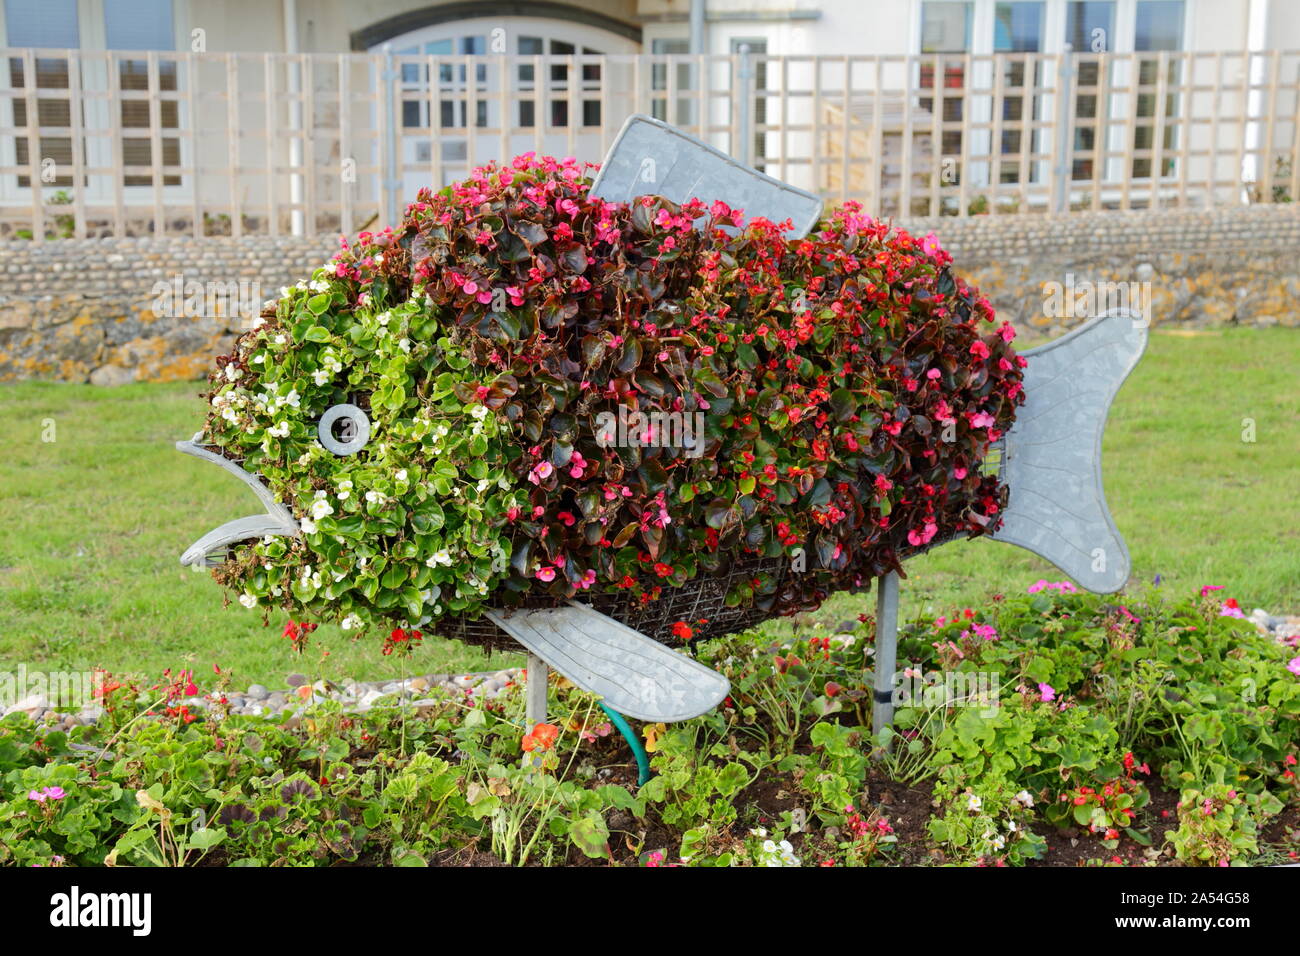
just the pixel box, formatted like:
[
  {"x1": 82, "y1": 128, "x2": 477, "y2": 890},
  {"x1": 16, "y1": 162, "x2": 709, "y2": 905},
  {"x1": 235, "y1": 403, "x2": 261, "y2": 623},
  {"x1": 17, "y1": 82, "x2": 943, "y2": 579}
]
[{"x1": 485, "y1": 601, "x2": 730, "y2": 723}]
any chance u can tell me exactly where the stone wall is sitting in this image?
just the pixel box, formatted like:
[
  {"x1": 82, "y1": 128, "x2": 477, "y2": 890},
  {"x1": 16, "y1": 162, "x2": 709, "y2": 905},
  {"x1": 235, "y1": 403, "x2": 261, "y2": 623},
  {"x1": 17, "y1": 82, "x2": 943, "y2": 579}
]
[
  {"x1": 1, "y1": 205, "x2": 1297, "y2": 384},
  {"x1": 0, "y1": 237, "x2": 334, "y2": 385},
  {"x1": 897, "y1": 204, "x2": 1300, "y2": 337}
]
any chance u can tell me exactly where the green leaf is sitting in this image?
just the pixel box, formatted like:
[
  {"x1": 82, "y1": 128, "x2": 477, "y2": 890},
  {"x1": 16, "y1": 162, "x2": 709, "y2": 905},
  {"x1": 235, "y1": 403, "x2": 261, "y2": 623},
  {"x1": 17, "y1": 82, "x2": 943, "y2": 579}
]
[{"x1": 569, "y1": 811, "x2": 611, "y2": 859}]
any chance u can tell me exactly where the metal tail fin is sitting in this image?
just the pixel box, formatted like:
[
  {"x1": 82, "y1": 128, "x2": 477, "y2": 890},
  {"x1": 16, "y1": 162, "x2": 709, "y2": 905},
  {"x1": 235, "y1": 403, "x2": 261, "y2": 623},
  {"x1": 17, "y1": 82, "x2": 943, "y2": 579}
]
[{"x1": 990, "y1": 310, "x2": 1148, "y2": 593}]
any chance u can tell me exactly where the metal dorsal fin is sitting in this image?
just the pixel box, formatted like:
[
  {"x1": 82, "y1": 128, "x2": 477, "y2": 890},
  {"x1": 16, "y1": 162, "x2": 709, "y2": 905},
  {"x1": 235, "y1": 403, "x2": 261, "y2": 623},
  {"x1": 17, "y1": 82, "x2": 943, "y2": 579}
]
[
  {"x1": 991, "y1": 309, "x2": 1148, "y2": 593},
  {"x1": 589, "y1": 114, "x2": 823, "y2": 238}
]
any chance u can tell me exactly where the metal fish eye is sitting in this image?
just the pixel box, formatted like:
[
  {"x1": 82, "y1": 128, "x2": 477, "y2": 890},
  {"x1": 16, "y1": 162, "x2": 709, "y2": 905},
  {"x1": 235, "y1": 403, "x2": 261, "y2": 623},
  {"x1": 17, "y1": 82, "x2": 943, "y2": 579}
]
[{"x1": 318, "y1": 403, "x2": 370, "y2": 456}]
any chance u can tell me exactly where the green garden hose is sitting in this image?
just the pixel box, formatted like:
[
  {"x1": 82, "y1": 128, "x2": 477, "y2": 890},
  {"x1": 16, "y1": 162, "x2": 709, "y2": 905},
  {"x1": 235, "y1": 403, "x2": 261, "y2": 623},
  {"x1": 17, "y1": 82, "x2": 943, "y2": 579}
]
[{"x1": 599, "y1": 701, "x2": 652, "y2": 786}]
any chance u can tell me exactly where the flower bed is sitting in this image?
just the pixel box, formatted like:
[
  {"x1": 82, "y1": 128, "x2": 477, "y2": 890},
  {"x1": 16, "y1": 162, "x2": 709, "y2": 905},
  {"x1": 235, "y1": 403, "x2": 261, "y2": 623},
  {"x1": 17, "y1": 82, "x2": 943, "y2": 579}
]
[
  {"x1": 2, "y1": 585, "x2": 1296, "y2": 867},
  {"x1": 199, "y1": 154, "x2": 1023, "y2": 647}
]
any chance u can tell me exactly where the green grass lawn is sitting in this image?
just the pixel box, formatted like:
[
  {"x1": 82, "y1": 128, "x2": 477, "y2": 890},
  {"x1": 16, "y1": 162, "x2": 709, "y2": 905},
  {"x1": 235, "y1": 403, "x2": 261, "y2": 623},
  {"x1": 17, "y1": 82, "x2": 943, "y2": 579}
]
[{"x1": 1, "y1": 328, "x2": 1296, "y2": 687}]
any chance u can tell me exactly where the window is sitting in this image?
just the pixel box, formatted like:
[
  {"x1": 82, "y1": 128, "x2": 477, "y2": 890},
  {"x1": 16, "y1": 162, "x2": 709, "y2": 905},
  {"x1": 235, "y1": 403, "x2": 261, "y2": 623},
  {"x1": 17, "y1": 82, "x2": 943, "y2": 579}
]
[
  {"x1": 515, "y1": 36, "x2": 602, "y2": 129},
  {"x1": 6, "y1": 0, "x2": 79, "y2": 188},
  {"x1": 994, "y1": 1, "x2": 1043, "y2": 52},
  {"x1": 651, "y1": 38, "x2": 694, "y2": 126},
  {"x1": 920, "y1": 4, "x2": 971, "y2": 177},
  {"x1": 1066, "y1": 2, "x2": 1115, "y2": 179},
  {"x1": 105, "y1": 0, "x2": 180, "y2": 187},
  {"x1": 994, "y1": 2, "x2": 1044, "y2": 185},
  {"x1": 732, "y1": 38, "x2": 767, "y2": 171},
  {"x1": 921, "y1": 2, "x2": 972, "y2": 53},
  {"x1": 1136, "y1": 0, "x2": 1184, "y2": 52},
  {"x1": 1133, "y1": 1, "x2": 1184, "y2": 178},
  {"x1": 1066, "y1": 1, "x2": 1116, "y2": 53}
]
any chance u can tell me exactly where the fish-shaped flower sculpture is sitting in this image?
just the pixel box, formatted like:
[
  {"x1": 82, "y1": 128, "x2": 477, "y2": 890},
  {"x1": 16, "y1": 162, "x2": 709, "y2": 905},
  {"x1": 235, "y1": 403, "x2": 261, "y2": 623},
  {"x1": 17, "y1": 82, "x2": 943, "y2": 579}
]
[{"x1": 179, "y1": 117, "x2": 1145, "y2": 723}]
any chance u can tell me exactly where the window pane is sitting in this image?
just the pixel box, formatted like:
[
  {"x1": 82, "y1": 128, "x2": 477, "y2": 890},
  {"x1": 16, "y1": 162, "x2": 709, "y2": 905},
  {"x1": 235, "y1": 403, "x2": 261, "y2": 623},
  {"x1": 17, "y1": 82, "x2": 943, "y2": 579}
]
[
  {"x1": 518, "y1": 36, "x2": 541, "y2": 84},
  {"x1": 104, "y1": 0, "x2": 174, "y2": 50},
  {"x1": 1066, "y1": 1, "x2": 1115, "y2": 53},
  {"x1": 4, "y1": 0, "x2": 79, "y2": 46},
  {"x1": 994, "y1": 2, "x2": 1043, "y2": 52},
  {"x1": 1136, "y1": 1, "x2": 1184, "y2": 51},
  {"x1": 921, "y1": 2, "x2": 972, "y2": 53},
  {"x1": 551, "y1": 39, "x2": 574, "y2": 84}
]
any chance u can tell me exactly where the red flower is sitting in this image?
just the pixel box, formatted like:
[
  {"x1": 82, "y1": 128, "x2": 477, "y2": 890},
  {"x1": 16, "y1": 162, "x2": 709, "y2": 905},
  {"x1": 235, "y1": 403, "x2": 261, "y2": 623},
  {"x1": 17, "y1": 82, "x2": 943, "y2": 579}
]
[
  {"x1": 671, "y1": 621, "x2": 694, "y2": 641},
  {"x1": 521, "y1": 722, "x2": 560, "y2": 753}
]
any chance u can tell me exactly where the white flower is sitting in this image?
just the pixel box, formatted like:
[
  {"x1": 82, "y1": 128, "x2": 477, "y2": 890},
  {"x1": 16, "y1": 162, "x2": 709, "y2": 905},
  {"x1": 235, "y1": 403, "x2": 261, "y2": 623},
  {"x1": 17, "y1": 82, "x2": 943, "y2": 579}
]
[
  {"x1": 758, "y1": 839, "x2": 800, "y2": 867},
  {"x1": 1013, "y1": 790, "x2": 1034, "y2": 809},
  {"x1": 252, "y1": 353, "x2": 265, "y2": 365},
  {"x1": 238, "y1": 593, "x2": 257, "y2": 608},
  {"x1": 267, "y1": 421, "x2": 289, "y2": 438},
  {"x1": 365, "y1": 490, "x2": 382, "y2": 504},
  {"x1": 310, "y1": 498, "x2": 334, "y2": 520},
  {"x1": 398, "y1": 338, "x2": 410, "y2": 353},
  {"x1": 337, "y1": 479, "x2": 353, "y2": 500},
  {"x1": 470, "y1": 404, "x2": 489, "y2": 421},
  {"x1": 376, "y1": 311, "x2": 391, "y2": 327},
  {"x1": 374, "y1": 254, "x2": 383, "y2": 266},
  {"x1": 224, "y1": 364, "x2": 239, "y2": 381},
  {"x1": 340, "y1": 614, "x2": 363, "y2": 631},
  {"x1": 274, "y1": 334, "x2": 287, "y2": 346},
  {"x1": 395, "y1": 469, "x2": 407, "y2": 482},
  {"x1": 966, "y1": 794, "x2": 983, "y2": 812},
  {"x1": 426, "y1": 549, "x2": 453, "y2": 568},
  {"x1": 300, "y1": 516, "x2": 317, "y2": 534}
]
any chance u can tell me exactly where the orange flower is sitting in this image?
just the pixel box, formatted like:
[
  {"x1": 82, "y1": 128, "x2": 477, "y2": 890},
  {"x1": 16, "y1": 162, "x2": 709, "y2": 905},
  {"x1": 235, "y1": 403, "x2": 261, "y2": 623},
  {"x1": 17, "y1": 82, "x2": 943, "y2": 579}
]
[{"x1": 521, "y1": 721, "x2": 560, "y2": 753}]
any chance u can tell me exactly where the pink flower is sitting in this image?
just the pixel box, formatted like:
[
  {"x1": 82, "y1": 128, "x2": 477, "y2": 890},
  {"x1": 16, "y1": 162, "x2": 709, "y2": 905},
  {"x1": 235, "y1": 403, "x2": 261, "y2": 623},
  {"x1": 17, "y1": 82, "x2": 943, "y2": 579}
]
[
  {"x1": 577, "y1": 569, "x2": 597, "y2": 590},
  {"x1": 961, "y1": 623, "x2": 998, "y2": 642},
  {"x1": 569, "y1": 451, "x2": 587, "y2": 479},
  {"x1": 1038, "y1": 683, "x2": 1056, "y2": 702},
  {"x1": 1028, "y1": 579, "x2": 1078, "y2": 595},
  {"x1": 1287, "y1": 657, "x2": 1300, "y2": 677},
  {"x1": 920, "y1": 232, "x2": 944, "y2": 259},
  {"x1": 969, "y1": 411, "x2": 995, "y2": 429},
  {"x1": 535, "y1": 567, "x2": 556, "y2": 583},
  {"x1": 926, "y1": 368, "x2": 941, "y2": 380},
  {"x1": 1199, "y1": 584, "x2": 1225, "y2": 597},
  {"x1": 969, "y1": 340, "x2": 991, "y2": 361},
  {"x1": 907, "y1": 521, "x2": 938, "y2": 547},
  {"x1": 527, "y1": 461, "x2": 554, "y2": 485},
  {"x1": 1219, "y1": 598, "x2": 1244, "y2": 618}
]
